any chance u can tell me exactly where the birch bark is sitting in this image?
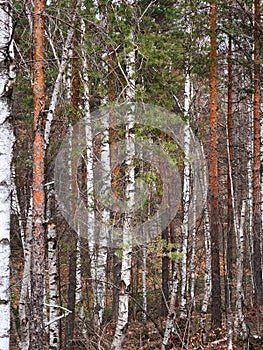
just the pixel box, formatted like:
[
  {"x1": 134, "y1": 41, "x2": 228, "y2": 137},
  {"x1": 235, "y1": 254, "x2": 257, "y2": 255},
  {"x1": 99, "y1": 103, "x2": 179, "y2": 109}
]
[
  {"x1": 0, "y1": 2, "x2": 15, "y2": 348},
  {"x1": 162, "y1": 260, "x2": 179, "y2": 350},
  {"x1": 180, "y1": 71, "x2": 191, "y2": 319},
  {"x1": 200, "y1": 144, "x2": 212, "y2": 343},
  {"x1": 47, "y1": 187, "x2": 60, "y2": 349},
  {"x1": 111, "y1": 3, "x2": 135, "y2": 346},
  {"x1": 44, "y1": 0, "x2": 82, "y2": 148}
]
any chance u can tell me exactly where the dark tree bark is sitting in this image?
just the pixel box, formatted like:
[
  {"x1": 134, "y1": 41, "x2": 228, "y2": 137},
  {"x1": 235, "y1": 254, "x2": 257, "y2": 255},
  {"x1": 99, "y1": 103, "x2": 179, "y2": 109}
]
[
  {"x1": 226, "y1": 33, "x2": 233, "y2": 310},
  {"x1": 63, "y1": 233, "x2": 77, "y2": 350},
  {"x1": 252, "y1": 0, "x2": 263, "y2": 308},
  {"x1": 209, "y1": 0, "x2": 222, "y2": 332}
]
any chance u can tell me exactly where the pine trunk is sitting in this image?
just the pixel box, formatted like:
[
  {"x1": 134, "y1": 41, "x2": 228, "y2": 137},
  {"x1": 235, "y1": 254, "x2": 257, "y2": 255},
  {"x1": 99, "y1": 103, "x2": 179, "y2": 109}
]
[
  {"x1": 29, "y1": 0, "x2": 45, "y2": 348},
  {"x1": 209, "y1": 0, "x2": 222, "y2": 331}
]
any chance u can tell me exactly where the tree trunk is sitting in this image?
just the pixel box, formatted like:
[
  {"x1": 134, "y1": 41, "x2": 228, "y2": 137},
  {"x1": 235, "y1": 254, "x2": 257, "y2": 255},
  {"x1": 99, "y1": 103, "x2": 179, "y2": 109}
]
[
  {"x1": 209, "y1": 0, "x2": 222, "y2": 332},
  {"x1": 44, "y1": 0, "x2": 81, "y2": 147},
  {"x1": 63, "y1": 232, "x2": 77, "y2": 350},
  {"x1": 47, "y1": 187, "x2": 60, "y2": 349},
  {"x1": 200, "y1": 149, "x2": 212, "y2": 343},
  {"x1": 161, "y1": 227, "x2": 169, "y2": 316},
  {"x1": 252, "y1": 0, "x2": 263, "y2": 308},
  {"x1": 142, "y1": 245, "x2": 147, "y2": 326},
  {"x1": 111, "y1": 8, "x2": 135, "y2": 347},
  {"x1": 29, "y1": 0, "x2": 45, "y2": 348},
  {"x1": 234, "y1": 201, "x2": 247, "y2": 337},
  {"x1": 64, "y1": 17, "x2": 80, "y2": 346},
  {"x1": 0, "y1": 2, "x2": 15, "y2": 348},
  {"x1": 180, "y1": 70, "x2": 191, "y2": 319},
  {"x1": 226, "y1": 33, "x2": 233, "y2": 310},
  {"x1": 162, "y1": 259, "x2": 179, "y2": 350},
  {"x1": 12, "y1": 176, "x2": 32, "y2": 350}
]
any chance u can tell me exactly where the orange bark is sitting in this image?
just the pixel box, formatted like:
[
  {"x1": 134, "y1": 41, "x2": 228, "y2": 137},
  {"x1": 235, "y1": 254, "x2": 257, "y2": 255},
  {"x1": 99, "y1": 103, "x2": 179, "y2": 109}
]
[
  {"x1": 209, "y1": 0, "x2": 222, "y2": 331},
  {"x1": 29, "y1": 0, "x2": 45, "y2": 349}
]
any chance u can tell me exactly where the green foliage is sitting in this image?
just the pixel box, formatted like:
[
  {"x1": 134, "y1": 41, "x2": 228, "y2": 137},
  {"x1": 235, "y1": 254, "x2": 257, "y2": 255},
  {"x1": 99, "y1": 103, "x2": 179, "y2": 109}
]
[{"x1": 13, "y1": 75, "x2": 33, "y2": 121}]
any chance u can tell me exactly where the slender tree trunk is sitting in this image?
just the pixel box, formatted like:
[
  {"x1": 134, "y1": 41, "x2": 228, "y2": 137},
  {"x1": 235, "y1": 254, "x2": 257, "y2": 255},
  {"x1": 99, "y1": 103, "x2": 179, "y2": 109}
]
[
  {"x1": 64, "y1": 18, "x2": 80, "y2": 347},
  {"x1": 209, "y1": 0, "x2": 222, "y2": 332},
  {"x1": 162, "y1": 260, "x2": 179, "y2": 350},
  {"x1": 190, "y1": 172, "x2": 197, "y2": 308},
  {"x1": 226, "y1": 33, "x2": 234, "y2": 349},
  {"x1": 47, "y1": 187, "x2": 60, "y2": 349},
  {"x1": 234, "y1": 201, "x2": 247, "y2": 337},
  {"x1": 247, "y1": 101, "x2": 255, "y2": 304},
  {"x1": 180, "y1": 71, "x2": 191, "y2": 319},
  {"x1": 200, "y1": 156, "x2": 212, "y2": 343},
  {"x1": 161, "y1": 227, "x2": 169, "y2": 316},
  {"x1": 226, "y1": 102, "x2": 247, "y2": 338},
  {"x1": 142, "y1": 245, "x2": 147, "y2": 326},
  {"x1": 0, "y1": 2, "x2": 15, "y2": 348},
  {"x1": 12, "y1": 176, "x2": 32, "y2": 350},
  {"x1": 44, "y1": 0, "x2": 81, "y2": 148},
  {"x1": 63, "y1": 232, "x2": 77, "y2": 350},
  {"x1": 92, "y1": 113, "x2": 110, "y2": 329},
  {"x1": 252, "y1": 0, "x2": 263, "y2": 308},
  {"x1": 29, "y1": 0, "x2": 46, "y2": 348},
  {"x1": 226, "y1": 34, "x2": 233, "y2": 310},
  {"x1": 111, "y1": 8, "x2": 135, "y2": 347}
]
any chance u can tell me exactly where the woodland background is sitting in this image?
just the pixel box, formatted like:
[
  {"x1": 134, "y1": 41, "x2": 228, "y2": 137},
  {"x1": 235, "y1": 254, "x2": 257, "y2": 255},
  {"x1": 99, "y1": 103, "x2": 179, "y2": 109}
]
[{"x1": 0, "y1": 0, "x2": 263, "y2": 349}]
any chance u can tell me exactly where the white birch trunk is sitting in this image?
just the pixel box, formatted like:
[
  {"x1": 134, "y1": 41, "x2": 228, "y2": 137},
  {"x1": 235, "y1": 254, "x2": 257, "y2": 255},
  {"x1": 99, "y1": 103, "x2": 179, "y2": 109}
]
[
  {"x1": 247, "y1": 107, "x2": 255, "y2": 299},
  {"x1": 73, "y1": 3, "x2": 92, "y2": 325},
  {"x1": 75, "y1": 238, "x2": 84, "y2": 318},
  {"x1": 142, "y1": 245, "x2": 147, "y2": 325},
  {"x1": 234, "y1": 201, "x2": 247, "y2": 337},
  {"x1": 44, "y1": 0, "x2": 82, "y2": 147},
  {"x1": 18, "y1": 198, "x2": 32, "y2": 350},
  {"x1": 190, "y1": 173, "x2": 197, "y2": 307},
  {"x1": 200, "y1": 144, "x2": 211, "y2": 342},
  {"x1": 110, "y1": 111, "x2": 135, "y2": 349},
  {"x1": 162, "y1": 260, "x2": 179, "y2": 350},
  {"x1": 80, "y1": 2, "x2": 108, "y2": 328},
  {"x1": 0, "y1": 3, "x2": 15, "y2": 349},
  {"x1": 46, "y1": 187, "x2": 60, "y2": 349},
  {"x1": 93, "y1": 114, "x2": 110, "y2": 327},
  {"x1": 111, "y1": 15, "x2": 135, "y2": 348},
  {"x1": 180, "y1": 72, "x2": 191, "y2": 319}
]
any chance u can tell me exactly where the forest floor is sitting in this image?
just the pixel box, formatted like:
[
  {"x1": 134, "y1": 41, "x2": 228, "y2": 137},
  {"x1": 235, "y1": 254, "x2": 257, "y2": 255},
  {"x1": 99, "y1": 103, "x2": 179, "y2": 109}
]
[{"x1": 10, "y1": 224, "x2": 263, "y2": 349}]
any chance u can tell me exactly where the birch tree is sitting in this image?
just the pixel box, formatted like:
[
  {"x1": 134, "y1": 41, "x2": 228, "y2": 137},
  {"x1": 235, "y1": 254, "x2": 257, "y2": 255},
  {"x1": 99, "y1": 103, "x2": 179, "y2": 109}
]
[
  {"x1": 63, "y1": 14, "x2": 80, "y2": 347},
  {"x1": 180, "y1": 70, "x2": 191, "y2": 319},
  {"x1": 46, "y1": 186, "x2": 60, "y2": 349},
  {"x1": 0, "y1": 2, "x2": 15, "y2": 349},
  {"x1": 111, "y1": 2, "x2": 136, "y2": 348},
  {"x1": 44, "y1": 0, "x2": 82, "y2": 148}
]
